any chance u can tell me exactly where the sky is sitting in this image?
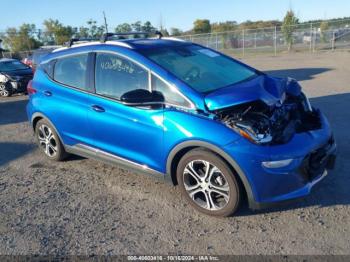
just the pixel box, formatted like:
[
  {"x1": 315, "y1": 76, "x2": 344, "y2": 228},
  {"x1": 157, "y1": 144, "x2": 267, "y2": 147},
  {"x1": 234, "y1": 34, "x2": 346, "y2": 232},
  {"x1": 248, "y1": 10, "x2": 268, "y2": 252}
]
[{"x1": 1, "y1": 0, "x2": 349, "y2": 31}]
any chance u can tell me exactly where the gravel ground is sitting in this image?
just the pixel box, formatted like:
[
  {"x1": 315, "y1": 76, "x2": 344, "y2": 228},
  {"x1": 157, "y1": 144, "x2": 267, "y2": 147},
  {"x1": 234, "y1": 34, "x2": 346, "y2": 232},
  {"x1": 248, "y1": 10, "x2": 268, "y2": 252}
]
[{"x1": 0, "y1": 51, "x2": 349, "y2": 256}]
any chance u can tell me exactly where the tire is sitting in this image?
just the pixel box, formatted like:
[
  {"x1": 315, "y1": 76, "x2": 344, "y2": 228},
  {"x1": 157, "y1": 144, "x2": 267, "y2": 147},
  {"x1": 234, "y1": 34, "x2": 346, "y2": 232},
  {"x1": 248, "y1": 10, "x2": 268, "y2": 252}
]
[
  {"x1": 176, "y1": 148, "x2": 241, "y2": 217},
  {"x1": 35, "y1": 119, "x2": 68, "y2": 161},
  {"x1": 0, "y1": 82, "x2": 12, "y2": 97}
]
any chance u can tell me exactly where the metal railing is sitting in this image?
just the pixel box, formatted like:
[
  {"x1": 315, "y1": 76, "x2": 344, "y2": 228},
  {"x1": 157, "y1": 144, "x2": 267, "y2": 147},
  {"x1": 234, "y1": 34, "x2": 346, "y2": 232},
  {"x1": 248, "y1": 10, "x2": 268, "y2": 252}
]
[
  {"x1": 178, "y1": 19, "x2": 350, "y2": 57},
  {"x1": 1, "y1": 18, "x2": 350, "y2": 59}
]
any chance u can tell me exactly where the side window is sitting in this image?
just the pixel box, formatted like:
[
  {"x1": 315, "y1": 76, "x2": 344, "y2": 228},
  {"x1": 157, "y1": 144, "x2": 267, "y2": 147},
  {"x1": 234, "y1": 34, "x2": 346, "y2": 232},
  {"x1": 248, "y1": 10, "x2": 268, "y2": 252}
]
[
  {"x1": 152, "y1": 75, "x2": 191, "y2": 108},
  {"x1": 95, "y1": 53, "x2": 149, "y2": 99},
  {"x1": 40, "y1": 59, "x2": 55, "y2": 79},
  {"x1": 54, "y1": 53, "x2": 89, "y2": 90}
]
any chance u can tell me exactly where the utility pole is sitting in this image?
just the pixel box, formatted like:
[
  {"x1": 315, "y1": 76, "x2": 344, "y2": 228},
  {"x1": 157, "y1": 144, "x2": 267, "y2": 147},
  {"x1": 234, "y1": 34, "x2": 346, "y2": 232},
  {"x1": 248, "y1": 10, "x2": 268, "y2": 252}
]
[{"x1": 103, "y1": 11, "x2": 108, "y2": 33}]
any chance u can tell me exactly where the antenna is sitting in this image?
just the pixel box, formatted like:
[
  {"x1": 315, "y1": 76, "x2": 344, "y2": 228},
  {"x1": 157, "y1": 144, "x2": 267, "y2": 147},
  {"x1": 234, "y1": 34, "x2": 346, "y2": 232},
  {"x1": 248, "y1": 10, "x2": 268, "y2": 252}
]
[{"x1": 103, "y1": 11, "x2": 108, "y2": 33}]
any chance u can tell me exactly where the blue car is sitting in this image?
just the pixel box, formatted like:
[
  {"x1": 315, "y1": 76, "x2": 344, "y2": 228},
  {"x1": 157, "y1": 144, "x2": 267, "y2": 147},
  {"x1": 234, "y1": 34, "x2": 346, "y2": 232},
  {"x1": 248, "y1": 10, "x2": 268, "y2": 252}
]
[{"x1": 26, "y1": 33, "x2": 336, "y2": 216}]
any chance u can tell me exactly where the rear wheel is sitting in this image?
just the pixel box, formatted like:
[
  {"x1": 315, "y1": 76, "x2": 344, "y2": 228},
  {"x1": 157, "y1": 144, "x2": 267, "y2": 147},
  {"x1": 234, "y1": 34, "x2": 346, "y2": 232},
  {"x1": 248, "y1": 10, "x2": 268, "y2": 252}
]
[
  {"x1": 176, "y1": 148, "x2": 241, "y2": 217},
  {"x1": 0, "y1": 83, "x2": 12, "y2": 97},
  {"x1": 35, "y1": 119, "x2": 68, "y2": 161}
]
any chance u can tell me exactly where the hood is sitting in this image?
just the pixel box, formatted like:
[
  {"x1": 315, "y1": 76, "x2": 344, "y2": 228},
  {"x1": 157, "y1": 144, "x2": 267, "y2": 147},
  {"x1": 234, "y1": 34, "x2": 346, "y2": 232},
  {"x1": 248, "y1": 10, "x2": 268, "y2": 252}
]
[
  {"x1": 1, "y1": 68, "x2": 33, "y2": 78},
  {"x1": 204, "y1": 75, "x2": 301, "y2": 111}
]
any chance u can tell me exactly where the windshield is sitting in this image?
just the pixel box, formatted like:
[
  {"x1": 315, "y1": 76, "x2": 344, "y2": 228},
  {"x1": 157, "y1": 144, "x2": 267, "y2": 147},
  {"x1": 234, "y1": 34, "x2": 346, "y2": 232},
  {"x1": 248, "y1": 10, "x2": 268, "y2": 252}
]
[
  {"x1": 0, "y1": 60, "x2": 30, "y2": 72},
  {"x1": 141, "y1": 44, "x2": 257, "y2": 93}
]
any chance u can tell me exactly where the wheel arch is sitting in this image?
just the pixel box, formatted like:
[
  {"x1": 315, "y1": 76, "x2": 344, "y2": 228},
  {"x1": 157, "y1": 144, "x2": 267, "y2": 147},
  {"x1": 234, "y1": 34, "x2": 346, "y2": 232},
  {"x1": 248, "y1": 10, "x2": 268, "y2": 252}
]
[
  {"x1": 165, "y1": 140, "x2": 256, "y2": 207},
  {"x1": 31, "y1": 112, "x2": 65, "y2": 147}
]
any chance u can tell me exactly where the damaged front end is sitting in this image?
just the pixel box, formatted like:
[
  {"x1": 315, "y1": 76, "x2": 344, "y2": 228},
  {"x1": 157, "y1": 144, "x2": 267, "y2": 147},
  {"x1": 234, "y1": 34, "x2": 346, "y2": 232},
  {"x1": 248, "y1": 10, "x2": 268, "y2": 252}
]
[{"x1": 208, "y1": 76, "x2": 322, "y2": 145}]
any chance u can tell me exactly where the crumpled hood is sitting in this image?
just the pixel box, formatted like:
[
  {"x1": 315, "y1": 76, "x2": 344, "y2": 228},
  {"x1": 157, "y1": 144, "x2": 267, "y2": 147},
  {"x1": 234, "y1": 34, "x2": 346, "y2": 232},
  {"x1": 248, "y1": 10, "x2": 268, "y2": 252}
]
[{"x1": 204, "y1": 74, "x2": 301, "y2": 111}]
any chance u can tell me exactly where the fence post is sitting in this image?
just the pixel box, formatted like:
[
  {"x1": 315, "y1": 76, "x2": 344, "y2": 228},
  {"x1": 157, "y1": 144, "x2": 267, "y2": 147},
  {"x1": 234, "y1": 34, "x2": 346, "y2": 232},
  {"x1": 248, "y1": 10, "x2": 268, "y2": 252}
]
[
  {"x1": 332, "y1": 31, "x2": 335, "y2": 51},
  {"x1": 254, "y1": 31, "x2": 257, "y2": 49},
  {"x1": 215, "y1": 33, "x2": 218, "y2": 50},
  {"x1": 313, "y1": 28, "x2": 316, "y2": 52},
  {"x1": 242, "y1": 29, "x2": 245, "y2": 57},
  {"x1": 309, "y1": 23, "x2": 313, "y2": 52},
  {"x1": 274, "y1": 26, "x2": 277, "y2": 56}
]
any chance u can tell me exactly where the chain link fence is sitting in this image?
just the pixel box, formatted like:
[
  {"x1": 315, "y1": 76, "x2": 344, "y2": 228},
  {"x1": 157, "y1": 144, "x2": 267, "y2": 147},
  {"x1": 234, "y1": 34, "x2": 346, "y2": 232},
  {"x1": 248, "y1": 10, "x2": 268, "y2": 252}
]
[
  {"x1": 1, "y1": 18, "x2": 350, "y2": 60},
  {"x1": 179, "y1": 19, "x2": 350, "y2": 57}
]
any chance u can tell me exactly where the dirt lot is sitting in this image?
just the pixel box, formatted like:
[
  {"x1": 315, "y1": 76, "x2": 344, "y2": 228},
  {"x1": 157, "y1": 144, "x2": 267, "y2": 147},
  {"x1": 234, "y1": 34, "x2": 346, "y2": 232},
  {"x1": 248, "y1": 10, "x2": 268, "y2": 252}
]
[{"x1": 0, "y1": 51, "x2": 349, "y2": 256}]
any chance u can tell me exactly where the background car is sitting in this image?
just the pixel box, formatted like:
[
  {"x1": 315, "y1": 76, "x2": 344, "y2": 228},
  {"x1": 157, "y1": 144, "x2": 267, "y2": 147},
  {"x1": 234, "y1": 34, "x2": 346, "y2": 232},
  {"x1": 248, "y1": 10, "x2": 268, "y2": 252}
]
[
  {"x1": 30, "y1": 47, "x2": 60, "y2": 73},
  {"x1": 0, "y1": 58, "x2": 33, "y2": 97}
]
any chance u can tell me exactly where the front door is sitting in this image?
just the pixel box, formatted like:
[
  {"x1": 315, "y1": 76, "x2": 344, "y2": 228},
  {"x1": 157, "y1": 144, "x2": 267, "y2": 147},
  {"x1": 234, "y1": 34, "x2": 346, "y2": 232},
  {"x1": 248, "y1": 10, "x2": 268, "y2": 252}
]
[{"x1": 88, "y1": 52, "x2": 165, "y2": 172}]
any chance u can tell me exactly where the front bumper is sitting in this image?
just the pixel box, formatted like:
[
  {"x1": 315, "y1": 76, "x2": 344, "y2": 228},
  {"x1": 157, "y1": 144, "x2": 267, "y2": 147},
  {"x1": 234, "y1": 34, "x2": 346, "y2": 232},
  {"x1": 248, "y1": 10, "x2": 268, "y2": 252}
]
[{"x1": 223, "y1": 110, "x2": 337, "y2": 209}]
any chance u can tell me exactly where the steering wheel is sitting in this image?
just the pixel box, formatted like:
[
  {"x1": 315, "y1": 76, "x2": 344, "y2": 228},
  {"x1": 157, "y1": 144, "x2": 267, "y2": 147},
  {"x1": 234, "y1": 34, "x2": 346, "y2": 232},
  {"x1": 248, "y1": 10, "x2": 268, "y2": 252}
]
[{"x1": 184, "y1": 66, "x2": 200, "y2": 82}]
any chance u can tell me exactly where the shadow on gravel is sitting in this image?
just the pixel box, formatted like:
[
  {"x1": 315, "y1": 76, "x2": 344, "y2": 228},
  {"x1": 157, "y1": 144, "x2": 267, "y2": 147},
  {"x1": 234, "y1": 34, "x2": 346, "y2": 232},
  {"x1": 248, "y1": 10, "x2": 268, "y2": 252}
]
[
  {"x1": 0, "y1": 142, "x2": 34, "y2": 166},
  {"x1": 264, "y1": 67, "x2": 331, "y2": 81},
  {"x1": 0, "y1": 98, "x2": 28, "y2": 125},
  {"x1": 237, "y1": 93, "x2": 350, "y2": 216}
]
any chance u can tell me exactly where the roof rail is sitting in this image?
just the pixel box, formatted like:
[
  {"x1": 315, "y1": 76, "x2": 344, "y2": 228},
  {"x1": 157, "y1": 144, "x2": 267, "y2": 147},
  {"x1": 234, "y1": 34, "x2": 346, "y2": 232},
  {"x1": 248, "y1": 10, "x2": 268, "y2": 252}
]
[
  {"x1": 65, "y1": 38, "x2": 99, "y2": 47},
  {"x1": 100, "y1": 31, "x2": 163, "y2": 43}
]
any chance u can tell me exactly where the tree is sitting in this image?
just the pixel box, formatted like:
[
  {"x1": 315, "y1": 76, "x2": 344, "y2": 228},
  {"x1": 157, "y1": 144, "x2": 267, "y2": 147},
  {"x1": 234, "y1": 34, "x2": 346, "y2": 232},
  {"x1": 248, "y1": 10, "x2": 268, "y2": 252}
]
[
  {"x1": 131, "y1": 21, "x2": 142, "y2": 32},
  {"x1": 78, "y1": 19, "x2": 105, "y2": 38},
  {"x1": 170, "y1": 27, "x2": 183, "y2": 36},
  {"x1": 142, "y1": 21, "x2": 156, "y2": 33},
  {"x1": 43, "y1": 19, "x2": 74, "y2": 45},
  {"x1": 2, "y1": 24, "x2": 41, "y2": 52},
  {"x1": 281, "y1": 10, "x2": 299, "y2": 51},
  {"x1": 193, "y1": 19, "x2": 211, "y2": 34},
  {"x1": 115, "y1": 23, "x2": 132, "y2": 33},
  {"x1": 211, "y1": 21, "x2": 237, "y2": 32},
  {"x1": 320, "y1": 21, "x2": 329, "y2": 43}
]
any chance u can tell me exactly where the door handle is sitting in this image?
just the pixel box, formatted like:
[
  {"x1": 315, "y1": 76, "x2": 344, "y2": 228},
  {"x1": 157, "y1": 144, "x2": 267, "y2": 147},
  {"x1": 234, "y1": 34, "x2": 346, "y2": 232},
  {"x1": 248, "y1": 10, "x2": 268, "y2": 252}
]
[
  {"x1": 91, "y1": 105, "x2": 105, "y2": 113},
  {"x1": 43, "y1": 90, "x2": 52, "y2": 96}
]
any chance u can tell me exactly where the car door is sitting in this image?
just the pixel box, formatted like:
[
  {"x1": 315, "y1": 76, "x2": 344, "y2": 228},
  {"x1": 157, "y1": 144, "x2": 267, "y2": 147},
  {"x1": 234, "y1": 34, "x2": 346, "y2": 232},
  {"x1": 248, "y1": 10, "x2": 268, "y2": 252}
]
[
  {"x1": 39, "y1": 52, "x2": 95, "y2": 147},
  {"x1": 88, "y1": 52, "x2": 165, "y2": 172}
]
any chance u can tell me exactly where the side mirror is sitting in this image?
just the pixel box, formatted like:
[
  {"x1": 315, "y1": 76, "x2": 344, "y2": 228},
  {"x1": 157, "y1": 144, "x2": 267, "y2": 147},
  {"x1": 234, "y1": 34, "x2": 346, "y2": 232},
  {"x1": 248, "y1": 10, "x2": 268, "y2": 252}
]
[{"x1": 120, "y1": 89, "x2": 164, "y2": 106}]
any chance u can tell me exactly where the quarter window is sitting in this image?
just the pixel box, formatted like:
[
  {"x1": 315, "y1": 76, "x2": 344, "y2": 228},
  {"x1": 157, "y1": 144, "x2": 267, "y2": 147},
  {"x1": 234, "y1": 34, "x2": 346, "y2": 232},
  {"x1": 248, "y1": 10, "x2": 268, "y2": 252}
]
[
  {"x1": 54, "y1": 53, "x2": 89, "y2": 90},
  {"x1": 95, "y1": 53, "x2": 149, "y2": 99},
  {"x1": 152, "y1": 74, "x2": 191, "y2": 108}
]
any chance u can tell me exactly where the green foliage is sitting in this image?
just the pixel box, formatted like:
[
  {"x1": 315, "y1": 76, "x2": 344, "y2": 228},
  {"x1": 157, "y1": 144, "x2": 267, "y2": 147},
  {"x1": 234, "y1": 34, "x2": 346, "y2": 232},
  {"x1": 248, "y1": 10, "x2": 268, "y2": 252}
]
[
  {"x1": 170, "y1": 28, "x2": 183, "y2": 36},
  {"x1": 193, "y1": 19, "x2": 211, "y2": 34},
  {"x1": 2, "y1": 24, "x2": 41, "y2": 52},
  {"x1": 115, "y1": 21, "x2": 156, "y2": 33},
  {"x1": 211, "y1": 21, "x2": 237, "y2": 32},
  {"x1": 78, "y1": 19, "x2": 105, "y2": 39},
  {"x1": 320, "y1": 21, "x2": 329, "y2": 43},
  {"x1": 43, "y1": 19, "x2": 75, "y2": 45},
  {"x1": 281, "y1": 10, "x2": 299, "y2": 51},
  {"x1": 115, "y1": 23, "x2": 132, "y2": 33},
  {"x1": 239, "y1": 20, "x2": 281, "y2": 30}
]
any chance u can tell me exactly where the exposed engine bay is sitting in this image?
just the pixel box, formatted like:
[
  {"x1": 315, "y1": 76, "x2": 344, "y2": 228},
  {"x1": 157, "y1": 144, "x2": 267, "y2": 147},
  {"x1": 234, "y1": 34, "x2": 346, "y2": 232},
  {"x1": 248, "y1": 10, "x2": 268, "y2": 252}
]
[{"x1": 216, "y1": 92, "x2": 322, "y2": 145}]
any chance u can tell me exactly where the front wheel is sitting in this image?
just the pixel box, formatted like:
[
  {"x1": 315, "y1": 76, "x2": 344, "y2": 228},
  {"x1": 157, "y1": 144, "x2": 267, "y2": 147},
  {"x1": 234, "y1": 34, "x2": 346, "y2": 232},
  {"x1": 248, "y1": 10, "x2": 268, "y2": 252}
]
[{"x1": 176, "y1": 148, "x2": 241, "y2": 217}]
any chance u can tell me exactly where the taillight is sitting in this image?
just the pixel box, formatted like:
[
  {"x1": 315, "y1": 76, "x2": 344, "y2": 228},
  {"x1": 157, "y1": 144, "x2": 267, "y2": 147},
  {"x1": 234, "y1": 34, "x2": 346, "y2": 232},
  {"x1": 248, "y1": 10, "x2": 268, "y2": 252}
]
[{"x1": 27, "y1": 80, "x2": 37, "y2": 95}]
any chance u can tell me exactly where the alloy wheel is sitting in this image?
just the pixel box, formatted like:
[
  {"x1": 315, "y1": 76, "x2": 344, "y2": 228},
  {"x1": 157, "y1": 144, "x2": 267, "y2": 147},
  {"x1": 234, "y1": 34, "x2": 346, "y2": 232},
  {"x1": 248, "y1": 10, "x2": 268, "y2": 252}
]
[
  {"x1": 183, "y1": 160, "x2": 230, "y2": 211},
  {"x1": 37, "y1": 124, "x2": 58, "y2": 157},
  {"x1": 0, "y1": 84, "x2": 9, "y2": 97}
]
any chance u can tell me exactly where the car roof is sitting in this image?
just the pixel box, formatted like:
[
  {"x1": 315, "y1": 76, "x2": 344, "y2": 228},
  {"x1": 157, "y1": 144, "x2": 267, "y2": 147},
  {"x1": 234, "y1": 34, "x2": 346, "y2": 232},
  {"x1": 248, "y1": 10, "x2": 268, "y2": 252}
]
[{"x1": 51, "y1": 38, "x2": 189, "y2": 54}]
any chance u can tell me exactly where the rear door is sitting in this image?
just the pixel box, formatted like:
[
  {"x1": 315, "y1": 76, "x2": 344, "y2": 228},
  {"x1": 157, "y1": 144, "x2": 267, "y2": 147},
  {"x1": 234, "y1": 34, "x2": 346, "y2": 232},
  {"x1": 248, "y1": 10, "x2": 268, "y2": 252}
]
[{"x1": 38, "y1": 52, "x2": 95, "y2": 147}]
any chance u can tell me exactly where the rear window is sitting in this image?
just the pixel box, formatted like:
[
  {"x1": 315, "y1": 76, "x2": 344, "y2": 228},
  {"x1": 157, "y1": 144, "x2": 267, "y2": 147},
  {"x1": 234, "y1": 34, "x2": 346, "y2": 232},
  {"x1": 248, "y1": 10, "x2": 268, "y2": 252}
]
[
  {"x1": 32, "y1": 50, "x2": 54, "y2": 66},
  {"x1": 53, "y1": 54, "x2": 89, "y2": 91},
  {"x1": 0, "y1": 60, "x2": 30, "y2": 72}
]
